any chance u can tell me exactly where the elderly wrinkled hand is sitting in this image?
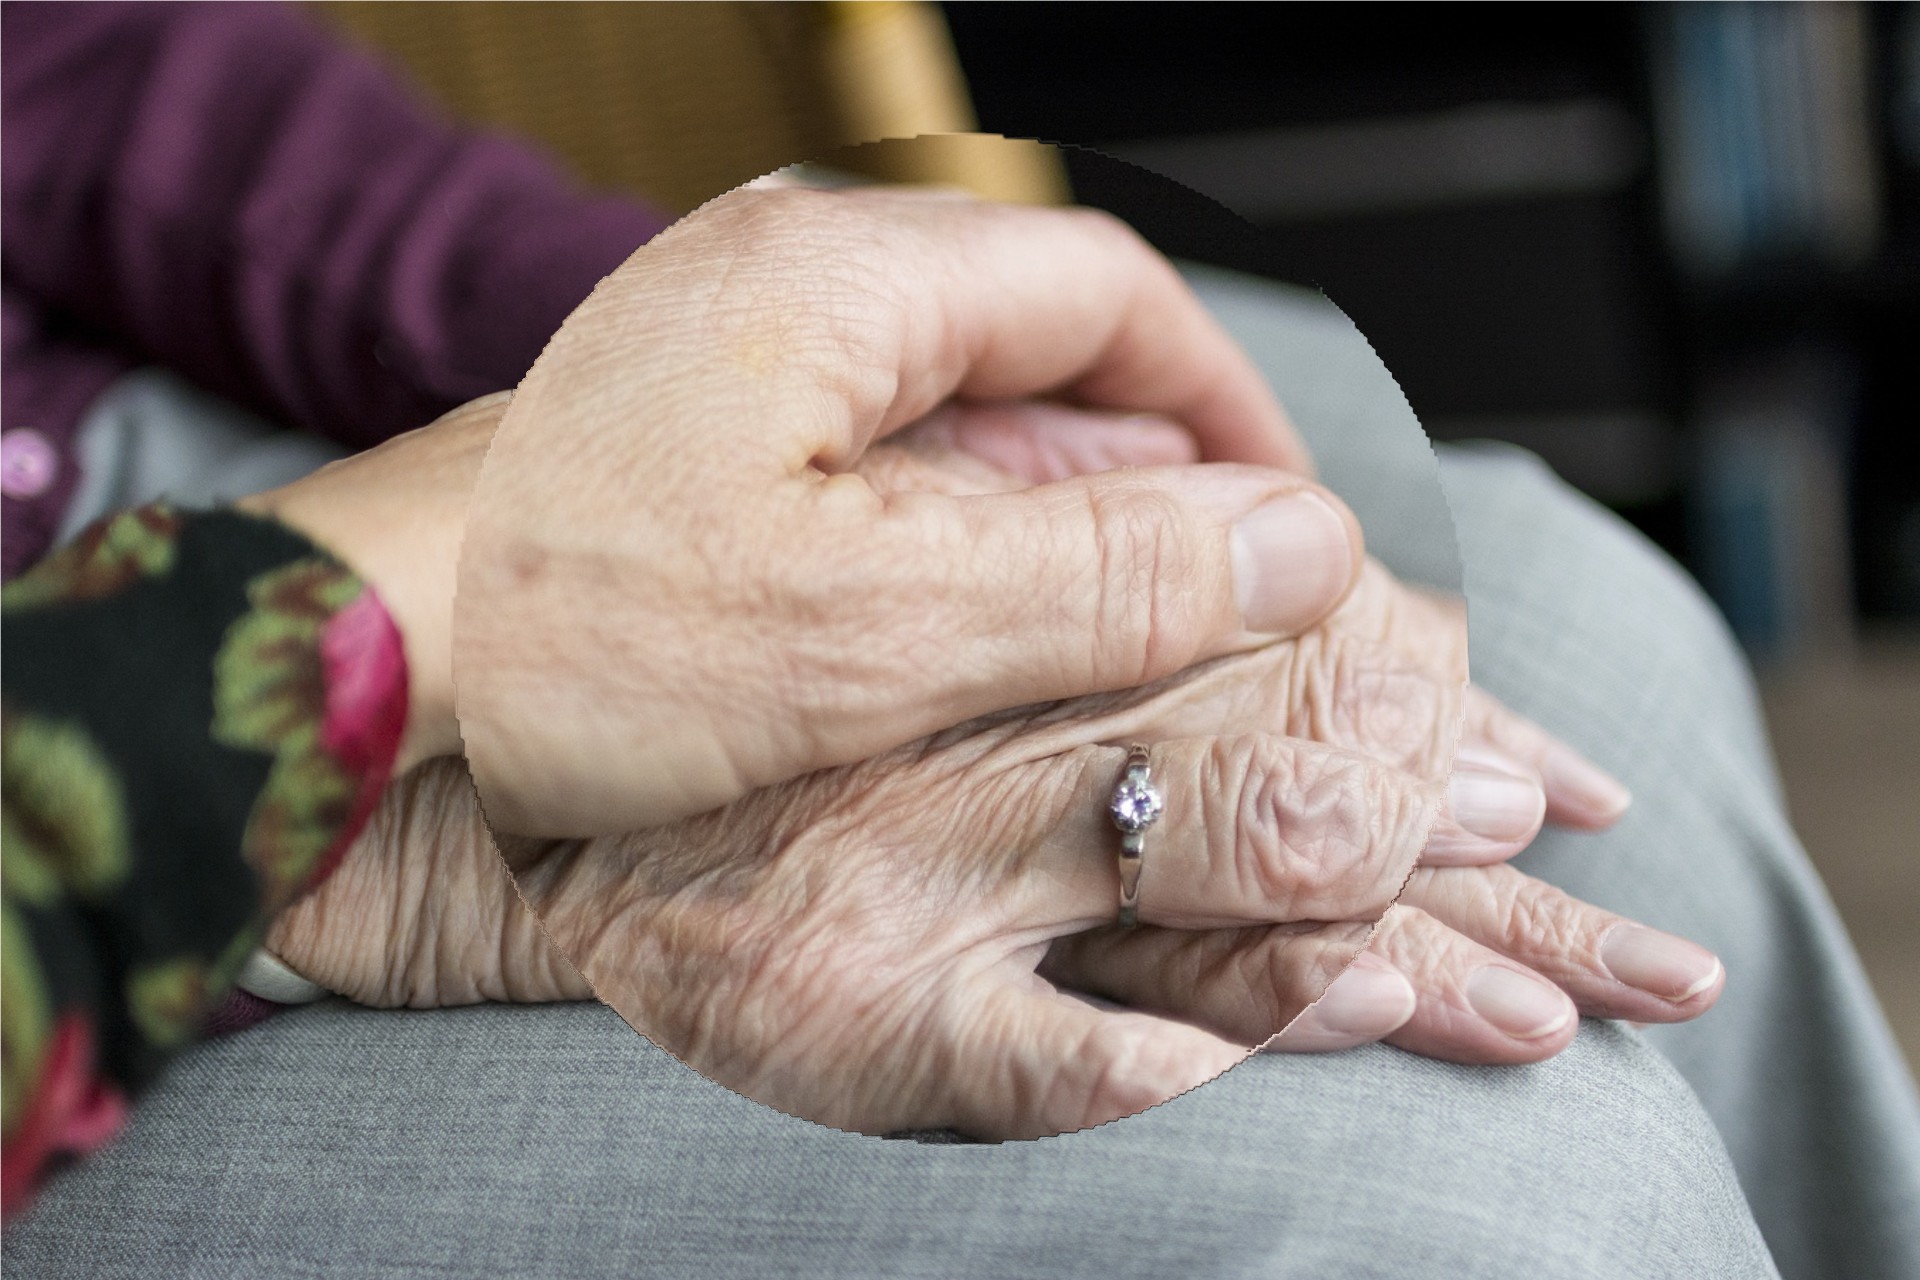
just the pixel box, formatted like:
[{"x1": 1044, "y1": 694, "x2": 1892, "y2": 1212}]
[
  {"x1": 272, "y1": 601, "x2": 1713, "y2": 1138},
  {"x1": 250, "y1": 185, "x2": 1360, "y2": 837},
  {"x1": 269, "y1": 428, "x2": 1721, "y2": 1138},
  {"x1": 447, "y1": 185, "x2": 1358, "y2": 836}
]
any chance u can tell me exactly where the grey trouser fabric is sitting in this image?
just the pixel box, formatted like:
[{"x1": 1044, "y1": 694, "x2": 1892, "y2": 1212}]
[
  {"x1": 4, "y1": 1007, "x2": 1771, "y2": 1280},
  {"x1": 10, "y1": 272, "x2": 1916, "y2": 1278},
  {"x1": 1198, "y1": 267, "x2": 1920, "y2": 1280}
]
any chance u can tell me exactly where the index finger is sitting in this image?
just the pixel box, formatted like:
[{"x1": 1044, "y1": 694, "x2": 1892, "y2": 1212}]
[
  {"x1": 687, "y1": 186, "x2": 1314, "y2": 474},
  {"x1": 881, "y1": 192, "x2": 1312, "y2": 472}
]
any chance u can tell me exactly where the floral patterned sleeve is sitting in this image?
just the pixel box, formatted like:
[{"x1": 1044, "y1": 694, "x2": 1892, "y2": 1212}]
[{"x1": 0, "y1": 503, "x2": 407, "y2": 1213}]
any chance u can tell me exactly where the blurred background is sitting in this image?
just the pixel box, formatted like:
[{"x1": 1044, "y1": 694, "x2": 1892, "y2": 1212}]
[{"x1": 314, "y1": 0, "x2": 1917, "y2": 1074}]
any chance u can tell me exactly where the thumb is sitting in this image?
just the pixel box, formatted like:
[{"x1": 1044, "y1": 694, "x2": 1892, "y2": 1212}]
[
  {"x1": 872, "y1": 464, "x2": 1363, "y2": 714},
  {"x1": 942, "y1": 981, "x2": 1250, "y2": 1139}
]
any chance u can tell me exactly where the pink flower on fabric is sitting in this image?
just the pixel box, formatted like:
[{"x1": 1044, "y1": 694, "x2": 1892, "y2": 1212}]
[
  {"x1": 316, "y1": 588, "x2": 408, "y2": 778},
  {"x1": 308, "y1": 586, "x2": 409, "y2": 889},
  {"x1": 1, "y1": 1014, "x2": 128, "y2": 1217}
]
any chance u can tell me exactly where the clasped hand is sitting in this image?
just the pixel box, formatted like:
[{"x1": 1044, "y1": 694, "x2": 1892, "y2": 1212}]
[{"x1": 255, "y1": 187, "x2": 1722, "y2": 1139}]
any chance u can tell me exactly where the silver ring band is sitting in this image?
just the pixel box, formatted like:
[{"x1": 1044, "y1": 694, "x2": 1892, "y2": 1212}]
[{"x1": 1108, "y1": 743, "x2": 1164, "y2": 927}]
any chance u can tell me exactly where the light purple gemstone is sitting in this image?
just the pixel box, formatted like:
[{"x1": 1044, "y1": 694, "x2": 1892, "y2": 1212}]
[{"x1": 1110, "y1": 777, "x2": 1164, "y2": 833}]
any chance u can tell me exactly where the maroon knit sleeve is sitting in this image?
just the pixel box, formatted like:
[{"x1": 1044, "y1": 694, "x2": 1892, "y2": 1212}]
[{"x1": 0, "y1": 1, "x2": 671, "y2": 449}]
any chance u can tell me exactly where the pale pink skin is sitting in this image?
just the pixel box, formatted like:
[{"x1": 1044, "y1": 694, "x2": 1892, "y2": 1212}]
[
  {"x1": 254, "y1": 186, "x2": 1714, "y2": 1141},
  {"x1": 450, "y1": 187, "x2": 1362, "y2": 839},
  {"x1": 271, "y1": 424, "x2": 1719, "y2": 1141}
]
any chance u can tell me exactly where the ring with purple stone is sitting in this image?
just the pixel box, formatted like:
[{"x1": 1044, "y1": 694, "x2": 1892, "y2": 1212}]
[{"x1": 1107, "y1": 743, "x2": 1164, "y2": 926}]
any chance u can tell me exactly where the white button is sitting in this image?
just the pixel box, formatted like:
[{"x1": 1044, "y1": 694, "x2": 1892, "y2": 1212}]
[{"x1": 1, "y1": 429, "x2": 59, "y2": 498}]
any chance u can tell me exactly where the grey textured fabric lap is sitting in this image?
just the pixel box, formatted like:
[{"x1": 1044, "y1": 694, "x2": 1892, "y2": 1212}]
[
  {"x1": 1443, "y1": 447, "x2": 1920, "y2": 1280},
  {"x1": 1, "y1": 1004, "x2": 1773, "y2": 1280},
  {"x1": 11, "y1": 269, "x2": 1915, "y2": 1278}
]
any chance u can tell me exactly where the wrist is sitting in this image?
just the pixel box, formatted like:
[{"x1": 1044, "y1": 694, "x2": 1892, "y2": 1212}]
[
  {"x1": 232, "y1": 488, "x2": 458, "y2": 775},
  {"x1": 235, "y1": 394, "x2": 507, "y2": 775}
]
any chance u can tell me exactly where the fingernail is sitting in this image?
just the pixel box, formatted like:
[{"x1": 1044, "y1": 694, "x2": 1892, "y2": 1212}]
[
  {"x1": 1467, "y1": 967, "x2": 1574, "y2": 1039},
  {"x1": 1600, "y1": 924, "x2": 1722, "y2": 1002},
  {"x1": 1542, "y1": 744, "x2": 1632, "y2": 820},
  {"x1": 1230, "y1": 491, "x2": 1355, "y2": 633},
  {"x1": 1449, "y1": 766, "x2": 1546, "y2": 842},
  {"x1": 1310, "y1": 961, "x2": 1418, "y2": 1037}
]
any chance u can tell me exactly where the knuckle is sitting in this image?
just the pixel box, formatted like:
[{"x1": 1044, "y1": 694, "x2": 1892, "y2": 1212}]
[
  {"x1": 1370, "y1": 904, "x2": 1454, "y2": 984},
  {"x1": 1084, "y1": 485, "x2": 1210, "y2": 683},
  {"x1": 1079, "y1": 1021, "x2": 1163, "y2": 1118},
  {"x1": 1242, "y1": 924, "x2": 1372, "y2": 1034},
  {"x1": 1070, "y1": 1018, "x2": 1207, "y2": 1128},
  {"x1": 1289, "y1": 632, "x2": 1456, "y2": 777},
  {"x1": 1055, "y1": 207, "x2": 1190, "y2": 304},
  {"x1": 1226, "y1": 736, "x2": 1318, "y2": 913},
  {"x1": 1237, "y1": 933, "x2": 1313, "y2": 1032},
  {"x1": 1367, "y1": 902, "x2": 1418, "y2": 954},
  {"x1": 1492, "y1": 873, "x2": 1591, "y2": 956},
  {"x1": 1059, "y1": 204, "x2": 1152, "y2": 256},
  {"x1": 1233, "y1": 740, "x2": 1435, "y2": 919},
  {"x1": 701, "y1": 183, "x2": 836, "y2": 242}
]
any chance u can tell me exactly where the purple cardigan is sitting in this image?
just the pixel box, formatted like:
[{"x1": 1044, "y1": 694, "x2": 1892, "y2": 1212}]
[{"x1": 0, "y1": 1, "x2": 671, "y2": 578}]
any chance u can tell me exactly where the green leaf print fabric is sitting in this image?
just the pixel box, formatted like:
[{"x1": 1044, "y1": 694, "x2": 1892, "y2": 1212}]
[{"x1": 1, "y1": 505, "x2": 408, "y2": 1213}]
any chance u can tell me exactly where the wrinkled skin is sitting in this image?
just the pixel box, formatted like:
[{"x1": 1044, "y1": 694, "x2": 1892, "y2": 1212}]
[
  {"x1": 248, "y1": 186, "x2": 1358, "y2": 836},
  {"x1": 272, "y1": 421, "x2": 1722, "y2": 1139},
  {"x1": 449, "y1": 186, "x2": 1369, "y2": 836}
]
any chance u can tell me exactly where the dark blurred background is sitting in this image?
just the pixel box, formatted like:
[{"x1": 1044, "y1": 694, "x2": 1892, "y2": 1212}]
[{"x1": 947, "y1": 1, "x2": 1920, "y2": 660}]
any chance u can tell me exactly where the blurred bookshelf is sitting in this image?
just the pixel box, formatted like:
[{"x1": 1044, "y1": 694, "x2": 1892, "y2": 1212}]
[{"x1": 946, "y1": 1, "x2": 1920, "y2": 662}]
